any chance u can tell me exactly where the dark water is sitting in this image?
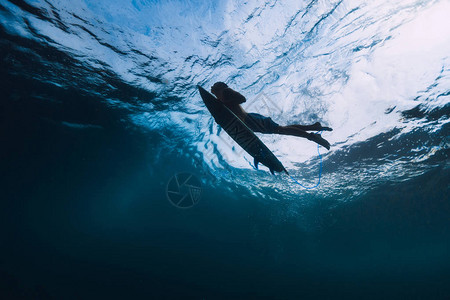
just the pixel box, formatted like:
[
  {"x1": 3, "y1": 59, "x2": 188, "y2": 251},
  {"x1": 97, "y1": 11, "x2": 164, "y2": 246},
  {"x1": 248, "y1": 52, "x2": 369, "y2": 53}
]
[{"x1": 1, "y1": 0, "x2": 450, "y2": 299}]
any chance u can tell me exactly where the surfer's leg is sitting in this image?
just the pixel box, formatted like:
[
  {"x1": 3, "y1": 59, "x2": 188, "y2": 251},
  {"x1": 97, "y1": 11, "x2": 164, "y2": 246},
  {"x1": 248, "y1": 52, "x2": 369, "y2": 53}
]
[
  {"x1": 245, "y1": 113, "x2": 280, "y2": 133},
  {"x1": 276, "y1": 126, "x2": 331, "y2": 150},
  {"x1": 307, "y1": 133, "x2": 331, "y2": 150},
  {"x1": 290, "y1": 122, "x2": 333, "y2": 131},
  {"x1": 276, "y1": 125, "x2": 310, "y2": 138}
]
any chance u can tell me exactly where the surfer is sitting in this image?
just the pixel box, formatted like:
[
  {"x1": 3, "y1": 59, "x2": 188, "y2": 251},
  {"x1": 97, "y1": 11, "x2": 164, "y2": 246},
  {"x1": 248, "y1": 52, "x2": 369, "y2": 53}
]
[{"x1": 210, "y1": 82, "x2": 332, "y2": 150}]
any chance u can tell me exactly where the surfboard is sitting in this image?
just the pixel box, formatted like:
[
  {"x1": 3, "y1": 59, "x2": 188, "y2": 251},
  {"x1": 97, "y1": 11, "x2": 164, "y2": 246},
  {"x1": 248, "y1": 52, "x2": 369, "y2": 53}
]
[{"x1": 198, "y1": 85, "x2": 288, "y2": 175}]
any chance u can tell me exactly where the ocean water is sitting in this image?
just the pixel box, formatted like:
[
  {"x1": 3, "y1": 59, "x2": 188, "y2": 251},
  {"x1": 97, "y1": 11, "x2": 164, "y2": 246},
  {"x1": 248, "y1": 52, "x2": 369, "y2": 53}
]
[{"x1": 1, "y1": 0, "x2": 449, "y2": 298}]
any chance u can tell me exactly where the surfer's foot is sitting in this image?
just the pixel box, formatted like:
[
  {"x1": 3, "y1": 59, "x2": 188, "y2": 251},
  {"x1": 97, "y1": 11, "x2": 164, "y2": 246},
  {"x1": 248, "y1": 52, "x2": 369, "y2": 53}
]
[
  {"x1": 293, "y1": 122, "x2": 333, "y2": 131},
  {"x1": 313, "y1": 122, "x2": 333, "y2": 132},
  {"x1": 308, "y1": 133, "x2": 331, "y2": 150}
]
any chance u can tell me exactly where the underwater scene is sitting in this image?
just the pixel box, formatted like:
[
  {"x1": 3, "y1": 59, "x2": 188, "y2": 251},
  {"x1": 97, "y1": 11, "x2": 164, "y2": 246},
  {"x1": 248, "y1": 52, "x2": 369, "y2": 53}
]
[{"x1": 1, "y1": 0, "x2": 449, "y2": 298}]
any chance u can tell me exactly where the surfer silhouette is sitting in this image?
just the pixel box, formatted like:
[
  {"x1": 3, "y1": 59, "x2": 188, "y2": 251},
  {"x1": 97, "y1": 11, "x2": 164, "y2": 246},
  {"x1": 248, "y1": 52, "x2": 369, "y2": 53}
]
[{"x1": 210, "y1": 82, "x2": 332, "y2": 150}]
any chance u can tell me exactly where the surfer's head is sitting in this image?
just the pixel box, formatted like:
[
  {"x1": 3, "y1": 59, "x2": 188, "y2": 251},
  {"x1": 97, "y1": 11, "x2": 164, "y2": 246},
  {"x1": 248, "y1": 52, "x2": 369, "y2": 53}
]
[{"x1": 211, "y1": 82, "x2": 228, "y2": 98}]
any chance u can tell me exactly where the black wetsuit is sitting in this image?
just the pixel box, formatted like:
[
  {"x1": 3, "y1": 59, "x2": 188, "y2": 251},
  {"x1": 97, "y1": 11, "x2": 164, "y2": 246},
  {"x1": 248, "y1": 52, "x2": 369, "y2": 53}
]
[{"x1": 221, "y1": 88, "x2": 279, "y2": 134}]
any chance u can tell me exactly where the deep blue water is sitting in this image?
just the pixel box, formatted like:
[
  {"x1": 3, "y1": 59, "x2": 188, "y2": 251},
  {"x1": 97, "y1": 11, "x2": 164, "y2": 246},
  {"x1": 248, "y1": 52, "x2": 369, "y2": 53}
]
[{"x1": 1, "y1": 0, "x2": 449, "y2": 299}]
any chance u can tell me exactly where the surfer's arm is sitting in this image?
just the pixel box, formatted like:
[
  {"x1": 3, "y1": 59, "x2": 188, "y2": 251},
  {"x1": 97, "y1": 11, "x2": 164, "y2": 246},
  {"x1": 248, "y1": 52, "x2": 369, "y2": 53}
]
[{"x1": 222, "y1": 88, "x2": 246, "y2": 104}]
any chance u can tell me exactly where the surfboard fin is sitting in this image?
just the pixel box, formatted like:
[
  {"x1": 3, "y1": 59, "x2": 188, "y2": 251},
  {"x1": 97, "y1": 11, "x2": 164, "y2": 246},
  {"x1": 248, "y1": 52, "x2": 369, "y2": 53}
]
[
  {"x1": 254, "y1": 158, "x2": 259, "y2": 169},
  {"x1": 270, "y1": 168, "x2": 275, "y2": 175}
]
